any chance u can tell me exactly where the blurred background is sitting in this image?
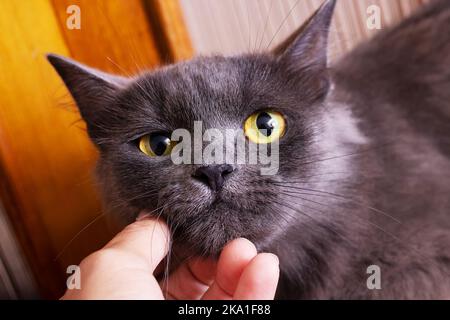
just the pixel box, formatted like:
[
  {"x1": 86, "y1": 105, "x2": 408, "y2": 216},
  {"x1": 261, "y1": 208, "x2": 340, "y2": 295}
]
[{"x1": 0, "y1": 0, "x2": 429, "y2": 299}]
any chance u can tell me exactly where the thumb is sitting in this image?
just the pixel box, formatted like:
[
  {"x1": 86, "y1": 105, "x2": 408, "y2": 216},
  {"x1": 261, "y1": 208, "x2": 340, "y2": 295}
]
[{"x1": 104, "y1": 213, "x2": 170, "y2": 272}]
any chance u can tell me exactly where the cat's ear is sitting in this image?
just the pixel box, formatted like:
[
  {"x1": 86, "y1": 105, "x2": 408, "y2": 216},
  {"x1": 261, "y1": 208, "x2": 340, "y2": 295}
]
[
  {"x1": 273, "y1": 0, "x2": 336, "y2": 94},
  {"x1": 47, "y1": 54, "x2": 129, "y2": 144}
]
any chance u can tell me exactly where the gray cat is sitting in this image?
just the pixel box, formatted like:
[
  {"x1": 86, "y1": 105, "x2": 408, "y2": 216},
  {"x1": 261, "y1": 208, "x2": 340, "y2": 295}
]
[{"x1": 48, "y1": 0, "x2": 450, "y2": 299}]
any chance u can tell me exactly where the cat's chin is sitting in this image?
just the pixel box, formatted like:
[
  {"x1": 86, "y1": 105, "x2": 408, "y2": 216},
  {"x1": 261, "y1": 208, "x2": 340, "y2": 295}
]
[
  {"x1": 163, "y1": 204, "x2": 274, "y2": 260},
  {"x1": 152, "y1": 182, "x2": 281, "y2": 257}
]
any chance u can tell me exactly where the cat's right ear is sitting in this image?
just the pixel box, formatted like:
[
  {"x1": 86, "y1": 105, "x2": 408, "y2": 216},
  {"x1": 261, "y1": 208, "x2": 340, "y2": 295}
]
[
  {"x1": 47, "y1": 54, "x2": 129, "y2": 144},
  {"x1": 272, "y1": 0, "x2": 336, "y2": 98}
]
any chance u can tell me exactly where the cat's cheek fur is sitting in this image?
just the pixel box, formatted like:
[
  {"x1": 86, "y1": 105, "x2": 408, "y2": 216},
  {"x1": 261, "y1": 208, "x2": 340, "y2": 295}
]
[
  {"x1": 312, "y1": 100, "x2": 370, "y2": 194},
  {"x1": 281, "y1": 95, "x2": 370, "y2": 206}
]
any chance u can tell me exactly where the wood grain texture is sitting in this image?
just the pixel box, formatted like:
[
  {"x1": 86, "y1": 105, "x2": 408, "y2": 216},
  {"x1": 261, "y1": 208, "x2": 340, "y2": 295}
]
[
  {"x1": 0, "y1": 0, "x2": 78, "y2": 298},
  {"x1": 51, "y1": 0, "x2": 163, "y2": 74},
  {"x1": 143, "y1": 0, "x2": 194, "y2": 62}
]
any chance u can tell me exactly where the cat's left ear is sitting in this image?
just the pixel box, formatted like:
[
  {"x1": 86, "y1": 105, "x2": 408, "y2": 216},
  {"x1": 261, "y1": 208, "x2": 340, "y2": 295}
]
[
  {"x1": 47, "y1": 54, "x2": 130, "y2": 145},
  {"x1": 273, "y1": 0, "x2": 336, "y2": 93}
]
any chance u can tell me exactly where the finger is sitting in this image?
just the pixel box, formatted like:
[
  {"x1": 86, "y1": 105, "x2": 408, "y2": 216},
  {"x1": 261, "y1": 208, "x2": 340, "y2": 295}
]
[
  {"x1": 160, "y1": 258, "x2": 217, "y2": 300},
  {"x1": 104, "y1": 213, "x2": 170, "y2": 272},
  {"x1": 202, "y1": 238, "x2": 257, "y2": 300},
  {"x1": 233, "y1": 253, "x2": 279, "y2": 300}
]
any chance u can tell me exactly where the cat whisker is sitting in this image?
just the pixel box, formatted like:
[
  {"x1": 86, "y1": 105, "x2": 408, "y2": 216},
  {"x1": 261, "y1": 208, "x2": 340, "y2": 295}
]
[
  {"x1": 270, "y1": 182, "x2": 402, "y2": 224},
  {"x1": 279, "y1": 190, "x2": 335, "y2": 212},
  {"x1": 265, "y1": 0, "x2": 302, "y2": 50},
  {"x1": 278, "y1": 190, "x2": 402, "y2": 241},
  {"x1": 288, "y1": 143, "x2": 393, "y2": 167},
  {"x1": 106, "y1": 57, "x2": 133, "y2": 78},
  {"x1": 206, "y1": 0, "x2": 224, "y2": 54},
  {"x1": 98, "y1": 0, "x2": 150, "y2": 73},
  {"x1": 273, "y1": 194, "x2": 408, "y2": 252},
  {"x1": 244, "y1": 0, "x2": 252, "y2": 51},
  {"x1": 271, "y1": 198, "x2": 351, "y2": 244},
  {"x1": 53, "y1": 211, "x2": 108, "y2": 261},
  {"x1": 159, "y1": 201, "x2": 206, "y2": 299},
  {"x1": 257, "y1": 0, "x2": 275, "y2": 52},
  {"x1": 155, "y1": 203, "x2": 172, "y2": 299},
  {"x1": 106, "y1": 177, "x2": 186, "y2": 211},
  {"x1": 278, "y1": 192, "x2": 450, "y2": 280},
  {"x1": 229, "y1": 0, "x2": 247, "y2": 55}
]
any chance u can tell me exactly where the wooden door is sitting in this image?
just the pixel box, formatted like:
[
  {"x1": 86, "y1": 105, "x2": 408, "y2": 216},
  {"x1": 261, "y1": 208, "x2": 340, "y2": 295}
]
[{"x1": 0, "y1": 0, "x2": 192, "y2": 298}]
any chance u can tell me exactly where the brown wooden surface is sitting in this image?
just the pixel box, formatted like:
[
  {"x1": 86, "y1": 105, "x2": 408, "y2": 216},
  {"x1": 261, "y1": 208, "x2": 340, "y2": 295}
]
[
  {"x1": 51, "y1": 0, "x2": 163, "y2": 73},
  {"x1": 144, "y1": 0, "x2": 194, "y2": 62},
  {"x1": 0, "y1": 0, "x2": 191, "y2": 298}
]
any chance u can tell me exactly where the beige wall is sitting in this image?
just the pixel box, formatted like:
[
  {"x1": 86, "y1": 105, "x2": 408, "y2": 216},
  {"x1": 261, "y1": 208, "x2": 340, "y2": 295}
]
[{"x1": 180, "y1": 0, "x2": 429, "y2": 60}]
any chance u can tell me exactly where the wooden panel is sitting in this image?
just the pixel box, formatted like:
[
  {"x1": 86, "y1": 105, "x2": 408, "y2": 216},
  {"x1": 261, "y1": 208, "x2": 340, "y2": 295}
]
[
  {"x1": 0, "y1": 0, "x2": 82, "y2": 298},
  {"x1": 51, "y1": 0, "x2": 163, "y2": 74},
  {"x1": 144, "y1": 0, "x2": 194, "y2": 62}
]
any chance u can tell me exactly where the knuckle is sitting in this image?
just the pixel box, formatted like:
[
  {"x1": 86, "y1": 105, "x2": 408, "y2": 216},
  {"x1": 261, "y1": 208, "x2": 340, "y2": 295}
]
[{"x1": 81, "y1": 248, "x2": 119, "y2": 269}]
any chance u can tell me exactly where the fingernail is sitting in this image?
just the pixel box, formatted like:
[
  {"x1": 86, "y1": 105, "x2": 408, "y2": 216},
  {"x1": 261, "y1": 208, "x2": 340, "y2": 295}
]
[{"x1": 269, "y1": 253, "x2": 279, "y2": 265}]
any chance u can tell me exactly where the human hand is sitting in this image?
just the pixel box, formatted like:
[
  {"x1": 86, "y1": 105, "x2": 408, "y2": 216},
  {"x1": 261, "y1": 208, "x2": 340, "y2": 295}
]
[{"x1": 62, "y1": 214, "x2": 280, "y2": 300}]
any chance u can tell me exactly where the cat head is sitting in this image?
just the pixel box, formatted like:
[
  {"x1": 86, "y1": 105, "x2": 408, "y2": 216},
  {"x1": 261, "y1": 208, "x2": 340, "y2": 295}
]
[{"x1": 48, "y1": 0, "x2": 344, "y2": 256}]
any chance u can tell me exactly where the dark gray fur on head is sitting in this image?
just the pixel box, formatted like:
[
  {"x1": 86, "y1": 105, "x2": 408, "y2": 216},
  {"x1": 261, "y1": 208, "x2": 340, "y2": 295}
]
[{"x1": 48, "y1": 0, "x2": 450, "y2": 299}]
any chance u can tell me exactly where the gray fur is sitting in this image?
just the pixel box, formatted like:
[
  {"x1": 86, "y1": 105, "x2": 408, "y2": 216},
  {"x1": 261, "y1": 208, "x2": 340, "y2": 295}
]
[{"x1": 48, "y1": 0, "x2": 450, "y2": 299}]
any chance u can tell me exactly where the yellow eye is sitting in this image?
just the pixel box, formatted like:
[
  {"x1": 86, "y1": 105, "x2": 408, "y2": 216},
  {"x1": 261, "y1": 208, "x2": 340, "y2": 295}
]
[
  {"x1": 244, "y1": 110, "x2": 286, "y2": 144},
  {"x1": 139, "y1": 133, "x2": 176, "y2": 157}
]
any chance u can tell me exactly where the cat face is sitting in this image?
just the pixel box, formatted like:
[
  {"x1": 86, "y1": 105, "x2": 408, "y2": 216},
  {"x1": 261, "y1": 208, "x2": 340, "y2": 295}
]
[
  {"x1": 48, "y1": 0, "x2": 338, "y2": 256},
  {"x1": 99, "y1": 54, "x2": 326, "y2": 256}
]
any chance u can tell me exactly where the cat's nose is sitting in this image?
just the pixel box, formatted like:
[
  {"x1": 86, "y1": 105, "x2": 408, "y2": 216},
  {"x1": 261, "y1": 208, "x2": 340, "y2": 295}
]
[{"x1": 192, "y1": 164, "x2": 234, "y2": 192}]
